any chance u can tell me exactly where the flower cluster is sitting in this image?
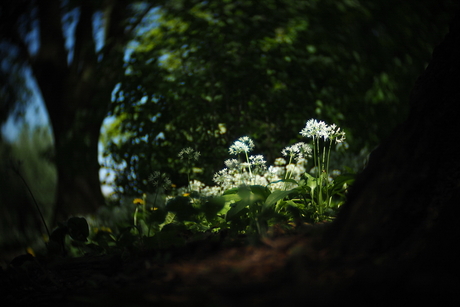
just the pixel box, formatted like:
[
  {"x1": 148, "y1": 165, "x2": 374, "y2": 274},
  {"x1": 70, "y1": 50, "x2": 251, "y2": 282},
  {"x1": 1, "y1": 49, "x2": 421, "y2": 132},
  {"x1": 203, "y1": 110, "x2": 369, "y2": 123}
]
[
  {"x1": 224, "y1": 159, "x2": 240, "y2": 170},
  {"x1": 178, "y1": 147, "x2": 201, "y2": 161},
  {"x1": 282, "y1": 142, "x2": 312, "y2": 162},
  {"x1": 300, "y1": 119, "x2": 345, "y2": 143},
  {"x1": 229, "y1": 136, "x2": 255, "y2": 155},
  {"x1": 162, "y1": 119, "x2": 347, "y2": 201},
  {"x1": 213, "y1": 153, "x2": 268, "y2": 188},
  {"x1": 210, "y1": 137, "x2": 312, "y2": 193},
  {"x1": 249, "y1": 155, "x2": 266, "y2": 166},
  {"x1": 249, "y1": 155, "x2": 267, "y2": 174},
  {"x1": 213, "y1": 168, "x2": 269, "y2": 192},
  {"x1": 148, "y1": 171, "x2": 172, "y2": 190}
]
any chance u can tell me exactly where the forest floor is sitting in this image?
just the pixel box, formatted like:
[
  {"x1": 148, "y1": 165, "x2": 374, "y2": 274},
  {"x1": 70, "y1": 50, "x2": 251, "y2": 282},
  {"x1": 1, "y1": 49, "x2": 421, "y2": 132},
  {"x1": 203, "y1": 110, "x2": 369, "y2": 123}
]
[
  {"x1": 1, "y1": 223, "x2": 457, "y2": 307},
  {"x1": 1, "y1": 224, "x2": 333, "y2": 306}
]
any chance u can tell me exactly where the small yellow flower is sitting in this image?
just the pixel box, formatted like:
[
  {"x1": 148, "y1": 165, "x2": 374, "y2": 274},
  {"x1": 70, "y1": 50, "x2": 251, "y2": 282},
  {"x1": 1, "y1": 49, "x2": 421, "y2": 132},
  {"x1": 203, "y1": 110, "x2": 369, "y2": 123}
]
[
  {"x1": 26, "y1": 247, "x2": 35, "y2": 257},
  {"x1": 150, "y1": 207, "x2": 158, "y2": 211},
  {"x1": 183, "y1": 193, "x2": 190, "y2": 197},
  {"x1": 133, "y1": 198, "x2": 144, "y2": 205}
]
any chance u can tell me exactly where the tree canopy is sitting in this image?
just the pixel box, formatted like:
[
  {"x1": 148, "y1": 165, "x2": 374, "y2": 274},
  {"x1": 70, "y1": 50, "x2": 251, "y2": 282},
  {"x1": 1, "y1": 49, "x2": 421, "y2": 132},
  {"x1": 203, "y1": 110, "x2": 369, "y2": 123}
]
[{"x1": 107, "y1": 0, "x2": 458, "y2": 195}]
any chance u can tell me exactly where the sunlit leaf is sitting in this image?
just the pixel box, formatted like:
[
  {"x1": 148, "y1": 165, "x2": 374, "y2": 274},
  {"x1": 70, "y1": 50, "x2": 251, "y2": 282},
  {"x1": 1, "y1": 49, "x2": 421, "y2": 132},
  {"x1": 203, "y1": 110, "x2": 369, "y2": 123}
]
[{"x1": 264, "y1": 189, "x2": 297, "y2": 210}]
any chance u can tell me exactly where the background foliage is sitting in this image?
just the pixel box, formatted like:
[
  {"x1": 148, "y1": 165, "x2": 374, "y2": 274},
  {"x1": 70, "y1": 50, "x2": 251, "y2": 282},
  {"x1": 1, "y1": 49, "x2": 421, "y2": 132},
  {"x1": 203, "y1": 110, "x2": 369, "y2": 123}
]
[
  {"x1": 106, "y1": 0, "x2": 458, "y2": 195},
  {"x1": 0, "y1": 126, "x2": 55, "y2": 252}
]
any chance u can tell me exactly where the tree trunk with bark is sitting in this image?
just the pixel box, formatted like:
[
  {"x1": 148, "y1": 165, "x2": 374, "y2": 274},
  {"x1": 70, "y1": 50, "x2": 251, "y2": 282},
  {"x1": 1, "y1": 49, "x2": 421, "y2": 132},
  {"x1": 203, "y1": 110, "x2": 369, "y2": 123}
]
[
  {"x1": 26, "y1": 0, "x2": 152, "y2": 222},
  {"x1": 300, "y1": 12, "x2": 460, "y2": 305},
  {"x1": 31, "y1": 1, "x2": 115, "y2": 221}
]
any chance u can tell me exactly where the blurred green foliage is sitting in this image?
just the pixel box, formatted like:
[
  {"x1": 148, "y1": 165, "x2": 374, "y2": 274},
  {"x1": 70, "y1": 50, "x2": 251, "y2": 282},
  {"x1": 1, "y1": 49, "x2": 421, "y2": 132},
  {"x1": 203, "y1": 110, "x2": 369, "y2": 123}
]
[
  {"x1": 104, "y1": 0, "x2": 457, "y2": 195},
  {"x1": 0, "y1": 125, "x2": 56, "y2": 254}
]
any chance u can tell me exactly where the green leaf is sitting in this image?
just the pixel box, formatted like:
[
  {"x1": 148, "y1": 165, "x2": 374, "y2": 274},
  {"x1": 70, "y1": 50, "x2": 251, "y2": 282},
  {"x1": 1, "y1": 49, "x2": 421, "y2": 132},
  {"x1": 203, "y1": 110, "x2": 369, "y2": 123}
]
[
  {"x1": 249, "y1": 185, "x2": 271, "y2": 200},
  {"x1": 92, "y1": 231, "x2": 115, "y2": 250},
  {"x1": 332, "y1": 173, "x2": 355, "y2": 188},
  {"x1": 221, "y1": 193, "x2": 241, "y2": 203},
  {"x1": 267, "y1": 179, "x2": 299, "y2": 190},
  {"x1": 304, "y1": 173, "x2": 318, "y2": 191},
  {"x1": 223, "y1": 187, "x2": 239, "y2": 195},
  {"x1": 48, "y1": 226, "x2": 68, "y2": 255},
  {"x1": 264, "y1": 189, "x2": 297, "y2": 210},
  {"x1": 67, "y1": 217, "x2": 89, "y2": 242},
  {"x1": 284, "y1": 179, "x2": 299, "y2": 184},
  {"x1": 146, "y1": 207, "x2": 168, "y2": 224},
  {"x1": 226, "y1": 200, "x2": 248, "y2": 220},
  {"x1": 202, "y1": 197, "x2": 226, "y2": 221},
  {"x1": 237, "y1": 184, "x2": 252, "y2": 199},
  {"x1": 116, "y1": 226, "x2": 139, "y2": 249},
  {"x1": 166, "y1": 196, "x2": 198, "y2": 221},
  {"x1": 153, "y1": 223, "x2": 187, "y2": 248}
]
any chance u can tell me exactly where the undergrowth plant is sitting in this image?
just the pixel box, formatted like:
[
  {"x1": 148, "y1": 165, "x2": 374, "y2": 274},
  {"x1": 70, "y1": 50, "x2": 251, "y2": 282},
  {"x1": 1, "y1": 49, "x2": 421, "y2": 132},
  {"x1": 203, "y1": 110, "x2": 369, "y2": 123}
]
[
  {"x1": 41, "y1": 118, "x2": 355, "y2": 257},
  {"x1": 299, "y1": 119, "x2": 348, "y2": 221}
]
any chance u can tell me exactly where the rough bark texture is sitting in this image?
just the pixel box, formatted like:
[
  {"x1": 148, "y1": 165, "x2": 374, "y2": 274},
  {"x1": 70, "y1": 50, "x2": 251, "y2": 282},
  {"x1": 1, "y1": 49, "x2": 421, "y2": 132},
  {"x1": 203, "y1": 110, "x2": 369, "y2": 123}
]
[{"x1": 315, "y1": 11, "x2": 460, "y2": 304}]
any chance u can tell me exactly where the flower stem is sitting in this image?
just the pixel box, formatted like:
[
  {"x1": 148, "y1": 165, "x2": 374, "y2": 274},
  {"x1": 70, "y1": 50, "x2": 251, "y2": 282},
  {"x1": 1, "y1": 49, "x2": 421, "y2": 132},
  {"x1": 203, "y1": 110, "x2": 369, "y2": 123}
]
[{"x1": 245, "y1": 151, "x2": 253, "y2": 179}]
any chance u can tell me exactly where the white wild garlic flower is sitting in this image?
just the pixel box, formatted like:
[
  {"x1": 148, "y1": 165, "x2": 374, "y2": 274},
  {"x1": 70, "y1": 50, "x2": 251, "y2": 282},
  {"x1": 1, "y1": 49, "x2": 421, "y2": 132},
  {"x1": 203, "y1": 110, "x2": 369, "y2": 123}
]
[
  {"x1": 300, "y1": 119, "x2": 346, "y2": 143},
  {"x1": 224, "y1": 159, "x2": 240, "y2": 169},
  {"x1": 148, "y1": 171, "x2": 172, "y2": 190},
  {"x1": 282, "y1": 142, "x2": 312, "y2": 161},
  {"x1": 178, "y1": 147, "x2": 201, "y2": 161},
  {"x1": 274, "y1": 157, "x2": 287, "y2": 166},
  {"x1": 249, "y1": 155, "x2": 266, "y2": 167},
  {"x1": 229, "y1": 136, "x2": 255, "y2": 155}
]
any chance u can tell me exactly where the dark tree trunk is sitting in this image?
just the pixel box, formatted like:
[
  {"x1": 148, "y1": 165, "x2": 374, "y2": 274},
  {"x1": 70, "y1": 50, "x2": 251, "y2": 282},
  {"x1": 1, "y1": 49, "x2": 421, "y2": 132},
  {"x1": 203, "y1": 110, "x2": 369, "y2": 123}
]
[
  {"x1": 30, "y1": 0, "x2": 138, "y2": 221},
  {"x1": 304, "y1": 12, "x2": 460, "y2": 305}
]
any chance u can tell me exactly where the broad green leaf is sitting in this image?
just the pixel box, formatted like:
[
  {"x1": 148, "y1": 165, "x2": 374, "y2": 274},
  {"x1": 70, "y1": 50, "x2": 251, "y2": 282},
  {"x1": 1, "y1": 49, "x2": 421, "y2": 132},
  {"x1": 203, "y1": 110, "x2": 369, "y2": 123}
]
[
  {"x1": 237, "y1": 185, "x2": 252, "y2": 199},
  {"x1": 166, "y1": 196, "x2": 198, "y2": 221},
  {"x1": 202, "y1": 197, "x2": 226, "y2": 221},
  {"x1": 332, "y1": 173, "x2": 355, "y2": 188},
  {"x1": 221, "y1": 193, "x2": 241, "y2": 203},
  {"x1": 281, "y1": 179, "x2": 299, "y2": 185},
  {"x1": 264, "y1": 189, "x2": 297, "y2": 210},
  {"x1": 304, "y1": 173, "x2": 318, "y2": 191},
  {"x1": 226, "y1": 200, "x2": 249, "y2": 220},
  {"x1": 223, "y1": 187, "x2": 239, "y2": 195},
  {"x1": 249, "y1": 185, "x2": 271, "y2": 200}
]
